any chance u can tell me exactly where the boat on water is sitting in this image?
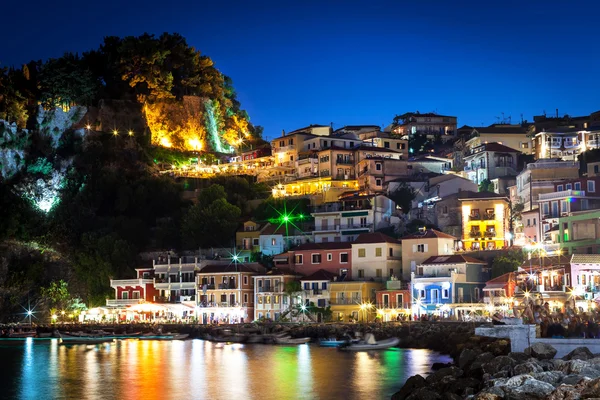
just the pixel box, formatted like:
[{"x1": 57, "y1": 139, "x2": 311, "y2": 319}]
[
  {"x1": 58, "y1": 333, "x2": 114, "y2": 345},
  {"x1": 338, "y1": 333, "x2": 399, "y2": 351},
  {"x1": 319, "y1": 338, "x2": 360, "y2": 347},
  {"x1": 138, "y1": 333, "x2": 189, "y2": 341},
  {"x1": 273, "y1": 336, "x2": 311, "y2": 345},
  {"x1": 6, "y1": 331, "x2": 37, "y2": 338}
]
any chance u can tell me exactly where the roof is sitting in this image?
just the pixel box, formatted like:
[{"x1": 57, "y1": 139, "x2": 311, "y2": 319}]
[
  {"x1": 292, "y1": 242, "x2": 352, "y2": 251},
  {"x1": 472, "y1": 142, "x2": 520, "y2": 153},
  {"x1": 354, "y1": 232, "x2": 400, "y2": 244},
  {"x1": 518, "y1": 255, "x2": 571, "y2": 269},
  {"x1": 255, "y1": 267, "x2": 301, "y2": 277},
  {"x1": 457, "y1": 191, "x2": 508, "y2": 201},
  {"x1": 474, "y1": 127, "x2": 527, "y2": 135},
  {"x1": 333, "y1": 125, "x2": 381, "y2": 132},
  {"x1": 422, "y1": 255, "x2": 486, "y2": 265},
  {"x1": 401, "y1": 229, "x2": 456, "y2": 240},
  {"x1": 200, "y1": 264, "x2": 263, "y2": 274},
  {"x1": 301, "y1": 269, "x2": 339, "y2": 281},
  {"x1": 429, "y1": 174, "x2": 474, "y2": 186},
  {"x1": 571, "y1": 254, "x2": 600, "y2": 264},
  {"x1": 483, "y1": 272, "x2": 515, "y2": 290},
  {"x1": 355, "y1": 145, "x2": 402, "y2": 154}
]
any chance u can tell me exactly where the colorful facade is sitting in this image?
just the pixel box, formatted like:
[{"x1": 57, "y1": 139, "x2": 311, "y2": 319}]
[{"x1": 458, "y1": 191, "x2": 508, "y2": 251}]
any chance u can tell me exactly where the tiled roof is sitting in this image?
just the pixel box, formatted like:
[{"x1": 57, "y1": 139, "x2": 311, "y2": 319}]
[
  {"x1": 301, "y1": 269, "x2": 339, "y2": 281},
  {"x1": 422, "y1": 255, "x2": 486, "y2": 264},
  {"x1": 401, "y1": 229, "x2": 456, "y2": 240},
  {"x1": 200, "y1": 264, "x2": 264, "y2": 274},
  {"x1": 474, "y1": 127, "x2": 528, "y2": 135},
  {"x1": 355, "y1": 145, "x2": 402, "y2": 153},
  {"x1": 485, "y1": 272, "x2": 515, "y2": 285},
  {"x1": 256, "y1": 267, "x2": 301, "y2": 276},
  {"x1": 354, "y1": 232, "x2": 400, "y2": 244},
  {"x1": 571, "y1": 254, "x2": 600, "y2": 264},
  {"x1": 292, "y1": 242, "x2": 352, "y2": 251}
]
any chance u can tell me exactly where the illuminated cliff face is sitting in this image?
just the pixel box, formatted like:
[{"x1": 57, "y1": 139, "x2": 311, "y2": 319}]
[{"x1": 145, "y1": 96, "x2": 251, "y2": 153}]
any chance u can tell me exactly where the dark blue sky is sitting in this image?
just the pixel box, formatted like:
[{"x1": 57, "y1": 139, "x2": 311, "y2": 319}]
[{"x1": 1, "y1": 1, "x2": 598, "y2": 140}]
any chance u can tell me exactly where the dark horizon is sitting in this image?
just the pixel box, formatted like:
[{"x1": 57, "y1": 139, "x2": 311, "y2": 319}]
[{"x1": 2, "y1": 0, "x2": 599, "y2": 140}]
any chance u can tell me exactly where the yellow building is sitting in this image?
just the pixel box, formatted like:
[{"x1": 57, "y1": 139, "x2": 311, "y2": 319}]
[
  {"x1": 329, "y1": 281, "x2": 384, "y2": 322},
  {"x1": 272, "y1": 177, "x2": 359, "y2": 202},
  {"x1": 400, "y1": 229, "x2": 456, "y2": 281},
  {"x1": 459, "y1": 191, "x2": 509, "y2": 251},
  {"x1": 235, "y1": 221, "x2": 263, "y2": 261}
]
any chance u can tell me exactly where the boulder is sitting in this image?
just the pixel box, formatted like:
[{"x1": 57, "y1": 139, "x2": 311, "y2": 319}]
[
  {"x1": 514, "y1": 362, "x2": 544, "y2": 375},
  {"x1": 508, "y1": 352, "x2": 530, "y2": 363},
  {"x1": 442, "y1": 394, "x2": 462, "y2": 400},
  {"x1": 580, "y1": 376, "x2": 600, "y2": 398},
  {"x1": 546, "y1": 384, "x2": 580, "y2": 400},
  {"x1": 559, "y1": 374, "x2": 586, "y2": 386},
  {"x1": 405, "y1": 387, "x2": 442, "y2": 400},
  {"x1": 562, "y1": 346, "x2": 594, "y2": 361},
  {"x1": 482, "y1": 356, "x2": 517, "y2": 375},
  {"x1": 531, "y1": 371, "x2": 564, "y2": 386},
  {"x1": 474, "y1": 388, "x2": 505, "y2": 400},
  {"x1": 504, "y1": 374, "x2": 534, "y2": 388},
  {"x1": 579, "y1": 366, "x2": 600, "y2": 379},
  {"x1": 508, "y1": 378, "x2": 556, "y2": 399},
  {"x1": 562, "y1": 359, "x2": 591, "y2": 375},
  {"x1": 453, "y1": 377, "x2": 482, "y2": 394},
  {"x1": 425, "y1": 367, "x2": 463, "y2": 384},
  {"x1": 459, "y1": 348, "x2": 479, "y2": 369},
  {"x1": 524, "y1": 343, "x2": 557, "y2": 360},
  {"x1": 475, "y1": 352, "x2": 496, "y2": 364},
  {"x1": 432, "y1": 362, "x2": 453, "y2": 371},
  {"x1": 392, "y1": 375, "x2": 427, "y2": 400}
]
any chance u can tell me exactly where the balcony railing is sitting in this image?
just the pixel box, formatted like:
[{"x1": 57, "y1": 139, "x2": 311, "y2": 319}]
[
  {"x1": 197, "y1": 302, "x2": 250, "y2": 308},
  {"x1": 336, "y1": 158, "x2": 355, "y2": 165},
  {"x1": 110, "y1": 278, "x2": 153, "y2": 287},
  {"x1": 106, "y1": 299, "x2": 143, "y2": 306},
  {"x1": 375, "y1": 303, "x2": 412, "y2": 309},
  {"x1": 385, "y1": 281, "x2": 410, "y2": 290},
  {"x1": 314, "y1": 223, "x2": 372, "y2": 233},
  {"x1": 539, "y1": 190, "x2": 586, "y2": 201},
  {"x1": 469, "y1": 214, "x2": 495, "y2": 221},
  {"x1": 330, "y1": 298, "x2": 362, "y2": 305},
  {"x1": 258, "y1": 287, "x2": 279, "y2": 293},
  {"x1": 311, "y1": 203, "x2": 372, "y2": 213},
  {"x1": 304, "y1": 289, "x2": 328, "y2": 296},
  {"x1": 218, "y1": 283, "x2": 237, "y2": 290},
  {"x1": 333, "y1": 173, "x2": 356, "y2": 180}
]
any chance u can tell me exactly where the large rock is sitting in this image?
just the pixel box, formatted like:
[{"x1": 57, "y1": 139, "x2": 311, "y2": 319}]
[
  {"x1": 392, "y1": 375, "x2": 427, "y2": 400},
  {"x1": 559, "y1": 374, "x2": 587, "y2": 386},
  {"x1": 425, "y1": 367, "x2": 463, "y2": 384},
  {"x1": 508, "y1": 352, "x2": 530, "y2": 363},
  {"x1": 459, "y1": 348, "x2": 479, "y2": 369},
  {"x1": 482, "y1": 356, "x2": 517, "y2": 375},
  {"x1": 508, "y1": 378, "x2": 556, "y2": 399},
  {"x1": 405, "y1": 387, "x2": 442, "y2": 400},
  {"x1": 562, "y1": 346, "x2": 594, "y2": 361},
  {"x1": 546, "y1": 384, "x2": 580, "y2": 400},
  {"x1": 504, "y1": 374, "x2": 534, "y2": 388},
  {"x1": 514, "y1": 362, "x2": 544, "y2": 375},
  {"x1": 581, "y1": 376, "x2": 600, "y2": 398},
  {"x1": 532, "y1": 371, "x2": 564, "y2": 386},
  {"x1": 474, "y1": 388, "x2": 505, "y2": 400},
  {"x1": 524, "y1": 343, "x2": 557, "y2": 360},
  {"x1": 561, "y1": 359, "x2": 591, "y2": 375}
]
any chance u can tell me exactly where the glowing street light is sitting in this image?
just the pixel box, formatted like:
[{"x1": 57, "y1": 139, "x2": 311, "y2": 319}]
[
  {"x1": 128, "y1": 130, "x2": 134, "y2": 136},
  {"x1": 113, "y1": 130, "x2": 118, "y2": 136},
  {"x1": 85, "y1": 124, "x2": 91, "y2": 130}
]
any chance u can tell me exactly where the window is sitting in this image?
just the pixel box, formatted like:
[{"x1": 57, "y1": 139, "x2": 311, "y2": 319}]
[
  {"x1": 416, "y1": 244, "x2": 425, "y2": 252},
  {"x1": 295, "y1": 254, "x2": 303, "y2": 264},
  {"x1": 253, "y1": 238, "x2": 259, "y2": 246},
  {"x1": 244, "y1": 293, "x2": 248, "y2": 304},
  {"x1": 360, "y1": 217, "x2": 367, "y2": 227},
  {"x1": 419, "y1": 290, "x2": 425, "y2": 299},
  {"x1": 566, "y1": 183, "x2": 572, "y2": 190},
  {"x1": 533, "y1": 218, "x2": 536, "y2": 226},
  {"x1": 376, "y1": 248, "x2": 382, "y2": 257},
  {"x1": 358, "y1": 248, "x2": 366, "y2": 257},
  {"x1": 442, "y1": 206, "x2": 448, "y2": 214},
  {"x1": 322, "y1": 282, "x2": 327, "y2": 290},
  {"x1": 575, "y1": 182, "x2": 581, "y2": 190},
  {"x1": 376, "y1": 163, "x2": 382, "y2": 171},
  {"x1": 304, "y1": 283, "x2": 310, "y2": 290},
  {"x1": 257, "y1": 296, "x2": 263, "y2": 304},
  {"x1": 557, "y1": 185, "x2": 563, "y2": 191},
  {"x1": 327, "y1": 253, "x2": 333, "y2": 261},
  {"x1": 543, "y1": 203, "x2": 549, "y2": 216},
  {"x1": 589, "y1": 180, "x2": 596, "y2": 192},
  {"x1": 244, "y1": 276, "x2": 248, "y2": 285},
  {"x1": 389, "y1": 248, "x2": 393, "y2": 257},
  {"x1": 271, "y1": 238, "x2": 276, "y2": 246},
  {"x1": 279, "y1": 141, "x2": 284, "y2": 147},
  {"x1": 340, "y1": 253, "x2": 348, "y2": 263},
  {"x1": 527, "y1": 219, "x2": 531, "y2": 227},
  {"x1": 396, "y1": 143, "x2": 400, "y2": 150},
  {"x1": 290, "y1": 155, "x2": 294, "y2": 161},
  {"x1": 384, "y1": 141, "x2": 390, "y2": 148},
  {"x1": 312, "y1": 254, "x2": 321, "y2": 264},
  {"x1": 562, "y1": 201, "x2": 568, "y2": 213},
  {"x1": 596, "y1": 165, "x2": 599, "y2": 173},
  {"x1": 376, "y1": 269, "x2": 382, "y2": 278},
  {"x1": 474, "y1": 288, "x2": 480, "y2": 300},
  {"x1": 375, "y1": 178, "x2": 382, "y2": 186},
  {"x1": 442, "y1": 289, "x2": 449, "y2": 299},
  {"x1": 289, "y1": 138, "x2": 294, "y2": 145},
  {"x1": 358, "y1": 269, "x2": 365, "y2": 278},
  {"x1": 121, "y1": 291, "x2": 129, "y2": 300}
]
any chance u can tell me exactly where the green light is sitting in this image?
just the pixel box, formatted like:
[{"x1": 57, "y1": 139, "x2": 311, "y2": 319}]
[
  {"x1": 282, "y1": 215, "x2": 290, "y2": 222},
  {"x1": 232, "y1": 255, "x2": 239, "y2": 261}
]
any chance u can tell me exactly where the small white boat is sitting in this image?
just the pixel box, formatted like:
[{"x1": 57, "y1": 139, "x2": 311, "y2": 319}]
[
  {"x1": 338, "y1": 333, "x2": 399, "y2": 351},
  {"x1": 273, "y1": 336, "x2": 311, "y2": 345}
]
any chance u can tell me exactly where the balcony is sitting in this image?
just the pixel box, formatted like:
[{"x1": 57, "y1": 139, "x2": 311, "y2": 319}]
[
  {"x1": 154, "y1": 256, "x2": 198, "y2": 266},
  {"x1": 333, "y1": 173, "x2": 356, "y2": 180},
  {"x1": 313, "y1": 223, "x2": 372, "y2": 233},
  {"x1": 385, "y1": 281, "x2": 410, "y2": 290},
  {"x1": 218, "y1": 283, "x2": 237, "y2": 290},
  {"x1": 258, "y1": 287, "x2": 279, "y2": 293},
  {"x1": 110, "y1": 278, "x2": 153, "y2": 288},
  {"x1": 197, "y1": 302, "x2": 249, "y2": 308},
  {"x1": 330, "y1": 298, "x2": 362, "y2": 305},
  {"x1": 106, "y1": 299, "x2": 143, "y2": 306},
  {"x1": 312, "y1": 203, "x2": 373, "y2": 214},
  {"x1": 375, "y1": 303, "x2": 412, "y2": 309},
  {"x1": 255, "y1": 303, "x2": 282, "y2": 310},
  {"x1": 336, "y1": 158, "x2": 355, "y2": 165},
  {"x1": 469, "y1": 213, "x2": 495, "y2": 221},
  {"x1": 304, "y1": 289, "x2": 329, "y2": 296},
  {"x1": 539, "y1": 190, "x2": 586, "y2": 201},
  {"x1": 275, "y1": 145, "x2": 294, "y2": 152}
]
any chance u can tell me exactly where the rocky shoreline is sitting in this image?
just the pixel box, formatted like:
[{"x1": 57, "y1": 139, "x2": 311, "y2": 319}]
[{"x1": 393, "y1": 338, "x2": 600, "y2": 400}]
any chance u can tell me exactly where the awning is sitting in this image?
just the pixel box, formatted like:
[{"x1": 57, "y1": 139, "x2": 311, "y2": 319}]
[{"x1": 128, "y1": 303, "x2": 167, "y2": 313}]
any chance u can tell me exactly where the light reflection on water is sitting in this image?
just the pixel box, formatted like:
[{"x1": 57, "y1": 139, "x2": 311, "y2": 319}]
[{"x1": 1, "y1": 339, "x2": 451, "y2": 400}]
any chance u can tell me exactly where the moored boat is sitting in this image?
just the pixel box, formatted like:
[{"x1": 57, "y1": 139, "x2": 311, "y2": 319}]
[
  {"x1": 7, "y1": 331, "x2": 37, "y2": 338},
  {"x1": 273, "y1": 336, "x2": 311, "y2": 345},
  {"x1": 338, "y1": 333, "x2": 399, "y2": 351},
  {"x1": 138, "y1": 333, "x2": 189, "y2": 341},
  {"x1": 58, "y1": 333, "x2": 114, "y2": 345}
]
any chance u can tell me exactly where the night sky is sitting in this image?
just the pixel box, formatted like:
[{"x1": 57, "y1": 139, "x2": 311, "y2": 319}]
[{"x1": 1, "y1": 1, "x2": 599, "y2": 140}]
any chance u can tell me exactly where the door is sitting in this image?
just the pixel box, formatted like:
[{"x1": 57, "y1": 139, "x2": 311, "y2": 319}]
[
  {"x1": 122, "y1": 291, "x2": 129, "y2": 300},
  {"x1": 322, "y1": 219, "x2": 328, "y2": 230},
  {"x1": 230, "y1": 294, "x2": 236, "y2": 306},
  {"x1": 431, "y1": 289, "x2": 439, "y2": 304},
  {"x1": 382, "y1": 294, "x2": 389, "y2": 308}
]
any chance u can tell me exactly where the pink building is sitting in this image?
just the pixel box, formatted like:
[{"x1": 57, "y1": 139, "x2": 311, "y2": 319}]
[{"x1": 273, "y1": 242, "x2": 351, "y2": 278}]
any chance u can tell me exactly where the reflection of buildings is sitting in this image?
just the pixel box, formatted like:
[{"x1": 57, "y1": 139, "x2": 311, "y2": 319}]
[{"x1": 458, "y1": 191, "x2": 508, "y2": 251}]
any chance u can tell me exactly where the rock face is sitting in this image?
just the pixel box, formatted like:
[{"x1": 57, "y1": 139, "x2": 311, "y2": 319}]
[
  {"x1": 524, "y1": 342, "x2": 558, "y2": 360},
  {"x1": 392, "y1": 342, "x2": 600, "y2": 400}
]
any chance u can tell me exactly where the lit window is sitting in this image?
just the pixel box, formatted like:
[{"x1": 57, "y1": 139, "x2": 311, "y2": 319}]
[
  {"x1": 358, "y1": 249, "x2": 366, "y2": 258},
  {"x1": 295, "y1": 254, "x2": 303, "y2": 264},
  {"x1": 375, "y1": 248, "x2": 382, "y2": 257},
  {"x1": 588, "y1": 180, "x2": 595, "y2": 192},
  {"x1": 327, "y1": 253, "x2": 333, "y2": 261},
  {"x1": 271, "y1": 238, "x2": 276, "y2": 246}
]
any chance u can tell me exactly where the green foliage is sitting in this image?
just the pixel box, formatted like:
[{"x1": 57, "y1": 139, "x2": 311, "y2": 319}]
[
  {"x1": 252, "y1": 198, "x2": 312, "y2": 222},
  {"x1": 491, "y1": 251, "x2": 524, "y2": 278},
  {"x1": 40, "y1": 280, "x2": 71, "y2": 311},
  {"x1": 478, "y1": 179, "x2": 495, "y2": 193},
  {"x1": 388, "y1": 182, "x2": 415, "y2": 214},
  {"x1": 284, "y1": 281, "x2": 302, "y2": 297},
  {"x1": 26, "y1": 157, "x2": 53, "y2": 176},
  {"x1": 0, "y1": 67, "x2": 29, "y2": 128},
  {"x1": 38, "y1": 53, "x2": 99, "y2": 108},
  {"x1": 181, "y1": 184, "x2": 241, "y2": 248}
]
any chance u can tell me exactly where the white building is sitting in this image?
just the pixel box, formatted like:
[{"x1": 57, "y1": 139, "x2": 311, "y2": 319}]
[
  {"x1": 351, "y1": 232, "x2": 402, "y2": 281},
  {"x1": 464, "y1": 142, "x2": 519, "y2": 185}
]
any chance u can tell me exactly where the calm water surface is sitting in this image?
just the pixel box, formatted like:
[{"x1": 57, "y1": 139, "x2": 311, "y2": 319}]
[{"x1": 0, "y1": 339, "x2": 451, "y2": 400}]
